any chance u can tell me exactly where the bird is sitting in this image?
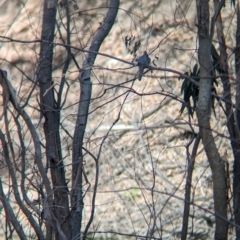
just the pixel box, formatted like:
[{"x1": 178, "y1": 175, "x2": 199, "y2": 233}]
[{"x1": 137, "y1": 51, "x2": 151, "y2": 81}]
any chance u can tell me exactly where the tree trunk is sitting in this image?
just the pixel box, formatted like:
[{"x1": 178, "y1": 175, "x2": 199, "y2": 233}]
[
  {"x1": 181, "y1": 134, "x2": 201, "y2": 240},
  {"x1": 36, "y1": 0, "x2": 71, "y2": 238},
  {"x1": 71, "y1": 0, "x2": 119, "y2": 239},
  {"x1": 196, "y1": 0, "x2": 228, "y2": 239}
]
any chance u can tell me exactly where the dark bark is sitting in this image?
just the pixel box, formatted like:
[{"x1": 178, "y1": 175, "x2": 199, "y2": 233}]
[
  {"x1": 36, "y1": 0, "x2": 70, "y2": 238},
  {"x1": 0, "y1": 69, "x2": 53, "y2": 237},
  {"x1": 71, "y1": 0, "x2": 119, "y2": 239},
  {"x1": 181, "y1": 134, "x2": 200, "y2": 240},
  {"x1": 213, "y1": 0, "x2": 235, "y2": 139},
  {"x1": 0, "y1": 129, "x2": 45, "y2": 239},
  {"x1": 196, "y1": 0, "x2": 228, "y2": 239},
  {"x1": 234, "y1": 3, "x2": 240, "y2": 238},
  {"x1": 0, "y1": 177, "x2": 27, "y2": 240},
  {"x1": 211, "y1": 1, "x2": 240, "y2": 238}
]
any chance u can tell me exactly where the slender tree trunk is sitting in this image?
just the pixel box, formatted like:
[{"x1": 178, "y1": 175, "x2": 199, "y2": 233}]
[
  {"x1": 196, "y1": 0, "x2": 228, "y2": 239},
  {"x1": 36, "y1": 0, "x2": 70, "y2": 238},
  {"x1": 71, "y1": 0, "x2": 119, "y2": 239},
  {"x1": 181, "y1": 134, "x2": 200, "y2": 240},
  {"x1": 211, "y1": 1, "x2": 240, "y2": 237}
]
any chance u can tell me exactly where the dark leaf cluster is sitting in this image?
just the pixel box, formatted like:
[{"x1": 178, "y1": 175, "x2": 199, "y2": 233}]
[
  {"x1": 180, "y1": 45, "x2": 220, "y2": 118},
  {"x1": 179, "y1": 63, "x2": 200, "y2": 117}
]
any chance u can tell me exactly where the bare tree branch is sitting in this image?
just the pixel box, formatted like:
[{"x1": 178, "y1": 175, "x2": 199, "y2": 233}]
[
  {"x1": 0, "y1": 178, "x2": 27, "y2": 240},
  {"x1": 0, "y1": 129, "x2": 45, "y2": 239}
]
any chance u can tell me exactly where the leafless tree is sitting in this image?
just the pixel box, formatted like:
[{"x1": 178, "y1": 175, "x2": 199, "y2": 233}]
[
  {"x1": 0, "y1": 0, "x2": 119, "y2": 239},
  {"x1": 1, "y1": 0, "x2": 240, "y2": 240}
]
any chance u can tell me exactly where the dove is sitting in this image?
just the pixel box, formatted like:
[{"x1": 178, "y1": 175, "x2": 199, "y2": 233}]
[{"x1": 137, "y1": 51, "x2": 151, "y2": 81}]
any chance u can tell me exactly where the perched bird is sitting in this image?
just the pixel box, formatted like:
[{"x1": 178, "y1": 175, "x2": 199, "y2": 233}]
[{"x1": 137, "y1": 51, "x2": 151, "y2": 81}]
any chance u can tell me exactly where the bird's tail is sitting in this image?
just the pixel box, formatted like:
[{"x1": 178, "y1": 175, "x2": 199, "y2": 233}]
[{"x1": 138, "y1": 65, "x2": 144, "y2": 81}]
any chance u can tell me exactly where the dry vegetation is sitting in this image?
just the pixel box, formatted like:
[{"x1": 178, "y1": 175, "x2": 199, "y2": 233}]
[{"x1": 0, "y1": 0, "x2": 237, "y2": 239}]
